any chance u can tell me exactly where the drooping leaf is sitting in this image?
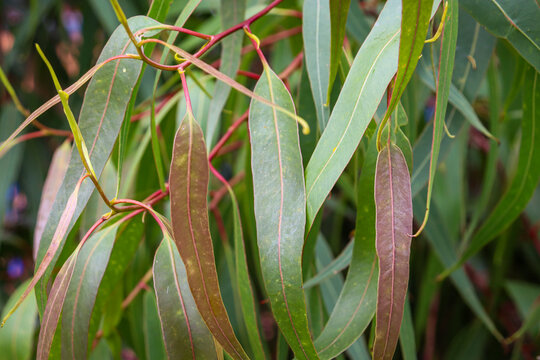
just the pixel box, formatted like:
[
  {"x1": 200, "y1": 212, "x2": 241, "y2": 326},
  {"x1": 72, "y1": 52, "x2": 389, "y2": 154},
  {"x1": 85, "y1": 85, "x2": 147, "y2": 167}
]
[
  {"x1": 373, "y1": 144, "x2": 413, "y2": 360},
  {"x1": 411, "y1": 13, "x2": 496, "y2": 197},
  {"x1": 2, "y1": 175, "x2": 83, "y2": 325},
  {"x1": 0, "y1": 280, "x2": 37, "y2": 360},
  {"x1": 143, "y1": 291, "x2": 167, "y2": 360},
  {"x1": 414, "y1": 0, "x2": 459, "y2": 234},
  {"x1": 34, "y1": 16, "x2": 161, "y2": 314},
  {"x1": 328, "y1": 0, "x2": 351, "y2": 102},
  {"x1": 33, "y1": 140, "x2": 71, "y2": 260},
  {"x1": 305, "y1": 0, "x2": 401, "y2": 228},
  {"x1": 445, "y1": 66, "x2": 540, "y2": 275},
  {"x1": 461, "y1": 0, "x2": 540, "y2": 72},
  {"x1": 313, "y1": 134, "x2": 378, "y2": 359},
  {"x1": 249, "y1": 66, "x2": 319, "y2": 359},
  {"x1": 416, "y1": 59, "x2": 495, "y2": 140},
  {"x1": 206, "y1": 0, "x2": 246, "y2": 148},
  {"x1": 61, "y1": 221, "x2": 119, "y2": 360},
  {"x1": 227, "y1": 187, "x2": 267, "y2": 360},
  {"x1": 303, "y1": 0, "x2": 330, "y2": 131},
  {"x1": 170, "y1": 112, "x2": 248, "y2": 360},
  {"x1": 153, "y1": 235, "x2": 217, "y2": 359},
  {"x1": 377, "y1": 0, "x2": 434, "y2": 148},
  {"x1": 36, "y1": 252, "x2": 78, "y2": 360}
]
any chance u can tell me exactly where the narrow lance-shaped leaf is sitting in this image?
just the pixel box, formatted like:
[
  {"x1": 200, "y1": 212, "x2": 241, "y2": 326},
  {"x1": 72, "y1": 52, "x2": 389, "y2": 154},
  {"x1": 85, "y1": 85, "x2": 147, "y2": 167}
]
[
  {"x1": 249, "y1": 66, "x2": 319, "y2": 359},
  {"x1": 33, "y1": 140, "x2": 71, "y2": 261},
  {"x1": 373, "y1": 144, "x2": 413, "y2": 360},
  {"x1": 305, "y1": 0, "x2": 401, "y2": 228},
  {"x1": 327, "y1": 0, "x2": 351, "y2": 102},
  {"x1": 461, "y1": 0, "x2": 540, "y2": 72},
  {"x1": 303, "y1": 0, "x2": 330, "y2": 130},
  {"x1": 303, "y1": 239, "x2": 353, "y2": 289},
  {"x1": 36, "y1": 252, "x2": 78, "y2": 360},
  {"x1": 227, "y1": 187, "x2": 267, "y2": 360},
  {"x1": 443, "y1": 66, "x2": 540, "y2": 276},
  {"x1": 313, "y1": 133, "x2": 378, "y2": 360},
  {"x1": 415, "y1": 0, "x2": 459, "y2": 235},
  {"x1": 377, "y1": 0, "x2": 434, "y2": 149},
  {"x1": 153, "y1": 235, "x2": 217, "y2": 359},
  {"x1": 34, "y1": 16, "x2": 161, "y2": 315},
  {"x1": 1, "y1": 175, "x2": 83, "y2": 326},
  {"x1": 61, "y1": 222, "x2": 120, "y2": 360},
  {"x1": 170, "y1": 112, "x2": 249, "y2": 360},
  {"x1": 0, "y1": 280, "x2": 38, "y2": 360},
  {"x1": 205, "y1": 0, "x2": 245, "y2": 148}
]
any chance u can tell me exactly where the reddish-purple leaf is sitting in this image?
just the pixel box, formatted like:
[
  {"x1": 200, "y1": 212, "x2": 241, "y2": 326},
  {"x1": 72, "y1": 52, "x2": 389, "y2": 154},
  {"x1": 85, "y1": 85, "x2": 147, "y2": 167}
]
[
  {"x1": 33, "y1": 140, "x2": 71, "y2": 261},
  {"x1": 1, "y1": 177, "x2": 83, "y2": 326},
  {"x1": 169, "y1": 113, "x2": 249, "y2": 360},
  {"x1": 373, "y1": 143, "x2": 413, "y2": 360}
]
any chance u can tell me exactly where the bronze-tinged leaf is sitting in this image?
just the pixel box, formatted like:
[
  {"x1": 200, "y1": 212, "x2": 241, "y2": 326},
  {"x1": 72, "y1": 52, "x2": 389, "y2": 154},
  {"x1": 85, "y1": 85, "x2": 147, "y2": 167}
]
[
  {"x1": 373, "y1": 144, "x2": 413, "y2": 360},
  {"x1": 169, "y1": 113, "x2": 249, "y2": 360}
]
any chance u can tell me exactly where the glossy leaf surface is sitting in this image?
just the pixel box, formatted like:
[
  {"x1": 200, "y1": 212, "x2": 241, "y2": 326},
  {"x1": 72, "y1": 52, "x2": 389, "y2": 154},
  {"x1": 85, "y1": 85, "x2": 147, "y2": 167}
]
[{"x1": 249, "y1": 66, "x2": 319, "y2": 359}]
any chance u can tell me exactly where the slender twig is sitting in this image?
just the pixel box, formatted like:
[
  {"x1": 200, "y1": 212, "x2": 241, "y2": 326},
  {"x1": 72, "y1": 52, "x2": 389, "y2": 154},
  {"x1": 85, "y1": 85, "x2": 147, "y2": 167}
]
[
  {"x1": 209, "y1": 111, "x2": 248, "y2": 161},
  {"x1": 121, "y1": 268, "x2": 153, "y2": 309}
]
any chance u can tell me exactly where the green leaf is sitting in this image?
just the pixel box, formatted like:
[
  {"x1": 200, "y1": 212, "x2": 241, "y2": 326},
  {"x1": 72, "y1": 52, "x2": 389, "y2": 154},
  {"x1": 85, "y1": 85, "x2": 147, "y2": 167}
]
[
  {"x1": 143, "y1": 292, "x2": 167, "y2": 360},
  {"x1": 305, "y1": 0, "x2": 401, "y2": 228},
  {"x1": 61, "y1": 222, "x2": 120, "y2": 360},
  {"x1": 153, "y1": 235, "x2": 217, "y2": 359},
  {"x1": 505, "y1": 280, "x2": 540, "y2": 337},
  {"x1": 303, "y1": 239, "x2": 353, "y2": 289},
  {"x1": 2, "y1": 176, "x2": 83, "y2": 325},
  {"x1": 414, "y1": 0, "x2": 459, "y2": 235},
  {"x1": 313, "y1": 135, "x2": 378, "y2": 359},
  {"x1": 373, "y1": 144, "x2": 413, "y2": 360},
  {"x1": 249, "y1": 66, "x2": 319, "y2": 359},
  {"x1": 461, "y1": 0, "x2": 540, "y2": 72},
  {"x1": 0, "y1": 280, "x2": 37, "y2": 360},
  {"x1": 328, "y1": 0, "x2": 351, "y2": 103},
  {"x1": 303, "y1": 0, "x2": 330, "y2": 130},
  {"x1": 206, "y1": 0, "x2": 245, "y2": 148},
  {"x1": 170, "y1": 112, "x2": 248, "y2": 360},
  {"x1": 412, "y1": 195, "x2": 503, "y2": 341},
  {"x1": 377, "y1": 0, "x2": 434, "y2": 149},
  {"x1": 34, "y1": 16, "x2": 161, "y2": 315},
  {"x1": 36, "y1": 252, "x2": 78, "y2": 360},
  {"x1": 33, "y1": 140, "x2": 71, "y2": 261},
  {"x1": 445, "y1": 66, "x2": 540, "y2": 275},
  {"x1": 227, "y1": 188, "x2": 267, "y2": 360},
  {"x1": 416, "y1": 59, "x2": 495, "y2": 140},
  {"x1": 411, "y1": 14, "x2": 496, "y2": 197}
]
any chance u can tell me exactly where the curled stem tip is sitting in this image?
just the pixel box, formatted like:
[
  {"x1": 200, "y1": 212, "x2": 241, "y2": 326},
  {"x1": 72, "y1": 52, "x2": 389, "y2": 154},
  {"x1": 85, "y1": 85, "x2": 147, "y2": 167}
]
[{"x1": 425, "y1": 1, "x2": 448, "y2": 44}]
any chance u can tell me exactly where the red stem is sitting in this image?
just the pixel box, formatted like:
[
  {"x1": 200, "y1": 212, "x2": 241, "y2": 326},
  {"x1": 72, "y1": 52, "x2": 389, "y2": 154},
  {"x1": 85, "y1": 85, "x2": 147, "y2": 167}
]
[{"x1": 208, "y1": 111, "x2": 249, "y2": 161}]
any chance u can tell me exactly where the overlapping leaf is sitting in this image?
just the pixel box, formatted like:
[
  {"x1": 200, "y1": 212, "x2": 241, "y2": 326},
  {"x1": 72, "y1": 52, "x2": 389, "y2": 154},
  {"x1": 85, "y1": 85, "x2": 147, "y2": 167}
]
[
  {"x1": 373, "y1": 144, "x2": 413, "y2": 360},
  {"x1": 34, "y1": 16, "x2": 161, "y2": 314},
  {"x1": 303, "y1": 0, "x2": 330, "y2": 131},
  {"x1": 249, "y1": 66, "x2": 319, "y2": 359},
  {"x1": 313, "y1": 136, "x2": 378, "y2": 359},
  {"x1": 328, "y1": 0, "x2": 351, "y2": 102},
  {"x1": 153, "y1": 235, "x2": 217, "y2": 359},
  {"x1": 305, "y1": 0, "x2": 401, "y2": 227},
  {"x1": 461, "y1": 0, "x2": 540, "y2": 72},
  {"x1": 445, "y1": 66, "x2": 540, "y2": 275},
  {"x1": 170, "y1": 112, "x2": 248, "y2": 359}
]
